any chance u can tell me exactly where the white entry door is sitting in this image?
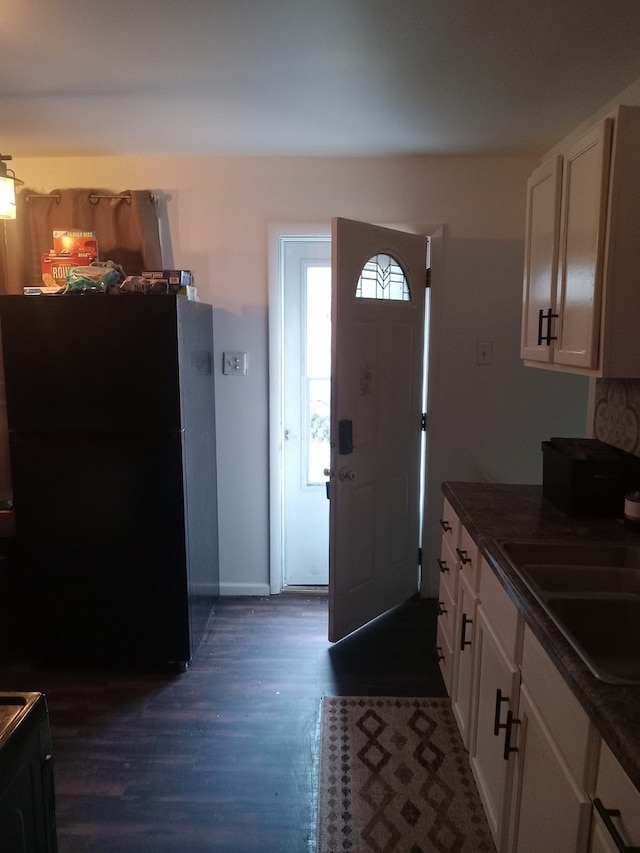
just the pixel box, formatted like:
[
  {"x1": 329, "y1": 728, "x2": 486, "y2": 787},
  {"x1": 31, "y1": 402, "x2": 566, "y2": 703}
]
[{"x1": 328, "y1": 218, "x2": 428, "y2": 642}]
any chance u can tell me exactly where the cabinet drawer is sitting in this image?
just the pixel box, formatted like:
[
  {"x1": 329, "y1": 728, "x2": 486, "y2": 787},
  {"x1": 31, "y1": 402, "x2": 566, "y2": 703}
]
[
  {"x1": 521, "y1": 625, "x2": 598, "y2": 791},
  {"x1": 437, "y1": 535, "x2": 459, "y2": 603},
  {"x1": 439, "y1": 498, "x2": 460, "y2": 552},
  {"x1": 437, "y1": 568, "x2": 457, "y2": 651},
  {"x1": 436, "y1": 619, "x2": 454, "y2": 696},
  {"x1": 457, "y1": 524, "x2": 481, "y2": 592},
  {"x1": 592, "y1": 739, "x2": 640, "y2": 849},
  {"x1": 479, "y1": 560, "x2": 523, "y2": 664}
]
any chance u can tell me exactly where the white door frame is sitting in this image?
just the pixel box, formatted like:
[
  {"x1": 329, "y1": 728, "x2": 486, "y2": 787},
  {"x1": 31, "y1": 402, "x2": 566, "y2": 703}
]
[
  {"x1": 268, "y1": 221, "x2": 443, "y2": 597},
  {"x1": 268, "y1": 223, "x2": 331, "y2": 594}
]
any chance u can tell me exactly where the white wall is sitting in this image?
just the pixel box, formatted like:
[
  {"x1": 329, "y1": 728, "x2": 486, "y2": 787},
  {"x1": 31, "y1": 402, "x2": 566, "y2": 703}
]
[
  {"x1": 12, "y1": 154, "x2": 591, "y2": 595},
  {"x1": 545, "y1": 77, "x2": 640, "y2": 157}
]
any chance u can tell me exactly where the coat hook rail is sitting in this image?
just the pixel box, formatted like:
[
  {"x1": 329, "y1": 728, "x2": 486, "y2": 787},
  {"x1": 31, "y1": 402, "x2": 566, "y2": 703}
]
[{"x1": 24, "y1": 192, "x2": 158, "y2": 205}]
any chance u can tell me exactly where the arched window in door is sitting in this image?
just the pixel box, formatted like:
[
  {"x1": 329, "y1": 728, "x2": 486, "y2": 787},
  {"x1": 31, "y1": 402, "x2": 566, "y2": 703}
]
[{"x1": 355, "y1": 253, "x2": 411, "y2": 301}]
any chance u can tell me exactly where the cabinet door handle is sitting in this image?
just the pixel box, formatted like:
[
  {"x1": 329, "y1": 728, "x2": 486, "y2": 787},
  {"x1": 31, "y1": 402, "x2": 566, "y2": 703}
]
[
  {"x1": 493, "y1": 688, "x2": 510, "y2": 736},
  {"x1": 502, "y1": 710, "x2": 520, "y2": 761},
  {"x1": 437, "y1": 558, "x2": 449, "y2": 573},
  {"x1": 537, "y1": 307, "x2": 558, "y2": 346},
  {"x1": 456, "y1": 547, "x2": 472, "y2": 565},
  {"x1": 439, "y1": 518, "x2": 452, "y2": 532},
  {"x1": 537, "y1": 308, "x2": 545, "y2": 346},
  {"x1": 460, "y1": 613, "x2": 473, "y2": 651},
  {"x1": 593, "y1": 798, "x2": 640, "y2": 852},
  {"x1": 494, "y1": 690, "x2": 521, "y2": 759}
]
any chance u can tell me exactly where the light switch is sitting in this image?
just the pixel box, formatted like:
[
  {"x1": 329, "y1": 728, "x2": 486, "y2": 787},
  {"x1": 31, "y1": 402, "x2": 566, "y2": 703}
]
[{"x1": 223, "y1": 351, "x2": 247, "y2": 375}]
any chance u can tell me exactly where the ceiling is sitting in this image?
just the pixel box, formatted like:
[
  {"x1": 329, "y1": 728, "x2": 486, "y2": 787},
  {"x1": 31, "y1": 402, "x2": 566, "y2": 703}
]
[{"x1": 2, "y1": 0, "x2": 640, "y2": 159}]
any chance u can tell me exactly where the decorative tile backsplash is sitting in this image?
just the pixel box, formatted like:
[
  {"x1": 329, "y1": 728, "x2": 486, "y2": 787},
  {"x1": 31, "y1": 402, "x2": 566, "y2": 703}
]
[{"x1": 594, "y1": 379, "x2": 640, "y2": 455}]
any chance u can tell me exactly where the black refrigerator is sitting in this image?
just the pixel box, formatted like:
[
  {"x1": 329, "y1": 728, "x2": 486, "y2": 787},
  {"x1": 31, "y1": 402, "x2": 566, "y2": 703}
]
[{"x1": 0, "y1": 294, "x2": 219, "y2": 669}]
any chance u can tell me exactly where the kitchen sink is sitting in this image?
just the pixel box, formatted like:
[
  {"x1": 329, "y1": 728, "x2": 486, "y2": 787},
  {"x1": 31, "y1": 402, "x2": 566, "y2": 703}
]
[
  {"x1": 546, "y1": 597, "x2": 640, "y2": 684},
  {"x1": 495, "y1": 539, "x2": 640, "y2": 684},
  {"x1": 515, "y1": 564, "x2": 640, "y2": 596},
  {"x1": 497, "y1": 540, "x2": 640, "y2": 570}
]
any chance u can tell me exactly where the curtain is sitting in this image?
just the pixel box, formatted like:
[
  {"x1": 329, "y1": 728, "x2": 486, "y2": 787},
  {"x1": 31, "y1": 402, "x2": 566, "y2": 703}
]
[
  {"x1": 0, "y1": 187, "x2": 163, "y2": 294},
  {"x1": 0, "y1": 188, "x2": 163, "y2": 496}
]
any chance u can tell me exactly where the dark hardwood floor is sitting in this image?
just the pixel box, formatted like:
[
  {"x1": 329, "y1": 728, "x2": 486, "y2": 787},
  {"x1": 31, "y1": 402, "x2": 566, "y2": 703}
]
[{"x1": 0, "y1": 593, "x2": 445, "y2": 853}]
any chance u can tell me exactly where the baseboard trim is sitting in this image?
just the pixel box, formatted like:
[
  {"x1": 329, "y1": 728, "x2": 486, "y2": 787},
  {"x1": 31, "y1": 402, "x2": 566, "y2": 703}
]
[
  {"x1": 218, "y1": 581, "x2": 272, "y2": 597},
  {"x1": 282, "y1": 585, "x2": 328, "y2": 595}
]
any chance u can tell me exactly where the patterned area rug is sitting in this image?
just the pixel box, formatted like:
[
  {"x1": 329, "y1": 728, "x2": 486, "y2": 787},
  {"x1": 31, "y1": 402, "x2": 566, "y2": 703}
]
[{"x1": 317, "y1": 697, "x2": 495, "y2": 853}]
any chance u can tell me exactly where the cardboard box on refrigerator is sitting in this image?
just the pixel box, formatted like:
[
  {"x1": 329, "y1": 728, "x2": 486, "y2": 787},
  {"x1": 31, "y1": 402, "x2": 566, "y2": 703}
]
[
  {"x1": 40, "y1": 253, "x2": 94, "y2": 287},
  {"x1": 141, "y1": 270, "x2": 193, "y2": 287},
  {"x1": 52, "y1": 230, "x2": 98, "y2": 257}
]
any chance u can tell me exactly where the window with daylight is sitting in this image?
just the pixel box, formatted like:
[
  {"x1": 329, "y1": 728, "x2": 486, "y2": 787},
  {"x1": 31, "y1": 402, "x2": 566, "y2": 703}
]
[{"x1": 355, "y1": 253, "x2": 411, "y2": 301}]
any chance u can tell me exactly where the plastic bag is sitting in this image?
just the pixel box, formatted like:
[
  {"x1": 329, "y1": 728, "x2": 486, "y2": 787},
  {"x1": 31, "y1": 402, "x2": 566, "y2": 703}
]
[{"x1": 65, "y1": 261, "x2": 123, "y2": 293}]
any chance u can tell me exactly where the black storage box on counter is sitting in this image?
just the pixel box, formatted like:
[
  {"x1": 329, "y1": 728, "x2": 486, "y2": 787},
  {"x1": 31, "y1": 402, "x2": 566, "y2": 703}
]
[{"x1": 542, "y1": 438, "x2": 627, "y2": 516}]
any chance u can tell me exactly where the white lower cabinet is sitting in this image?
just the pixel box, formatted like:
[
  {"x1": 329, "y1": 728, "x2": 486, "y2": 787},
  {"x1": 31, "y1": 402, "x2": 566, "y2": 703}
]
[
  {"x1": 588, "y1": 740, "x2": 640, "y2": 853},
  {"x1": 436, "y1": 499, "x2": 461, "y2": 697},
  {"x1": 467, "y1": 591, "x2": 602, "y2": 853},
  {"x1": 436, "y1": 535, "x2": 459, "y2": 696},
  {"x1": 436, "y1": 507, "x2": 481, "y2": 748},
  {"x1": 470, "y1": 605, "x2": 520, "y2": 852},
  {"x1": 510, "y1": 626, "x2": 599, "y2": 853},
  {"x1": 451, "y1": 568, "x2": 477, "y2": 748},
  {"x1": 588, "y1": 823, "x2": 615, "y2": 853},
  {"x1": 469, "y1": 558, "x2": 524, "y2": 852},
  {"x1": 439, "y1": 497, "x2": 640, "y2": 853},
  {"x1": 510, "y1": 684, "x2": 593, "y2": 853},
  {"x1": 436, "y1": 617, "x2": 454, "y2": 695}
]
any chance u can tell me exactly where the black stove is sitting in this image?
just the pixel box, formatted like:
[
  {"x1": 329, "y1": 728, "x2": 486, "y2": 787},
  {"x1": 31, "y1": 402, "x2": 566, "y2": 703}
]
[{"x1": 0, "y1": 692, "x2": 57, "y2": 852}]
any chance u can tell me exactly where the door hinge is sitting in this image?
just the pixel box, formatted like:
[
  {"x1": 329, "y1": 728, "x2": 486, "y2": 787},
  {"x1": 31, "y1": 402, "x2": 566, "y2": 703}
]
[
  {"x1": 418, "y1": 547, "x2": 423, "y2": 567},
  {"x1": 426, "y1": 266, "x2": 431, "y2": 288},
  {"x1": 421, "y1": 412, "x2": 427, "y2": 431}
]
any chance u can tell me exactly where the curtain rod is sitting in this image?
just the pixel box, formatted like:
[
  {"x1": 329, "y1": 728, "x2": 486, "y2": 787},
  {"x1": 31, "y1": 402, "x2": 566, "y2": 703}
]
[{"x1": 24, "y1": 192, "x2": 158, "y2": 205}]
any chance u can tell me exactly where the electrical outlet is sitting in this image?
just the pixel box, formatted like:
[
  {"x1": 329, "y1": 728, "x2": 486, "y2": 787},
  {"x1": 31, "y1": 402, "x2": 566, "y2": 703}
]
[
  {"x1": 476, "y1": 341, "x2": 493, "y2": 365},
  {"x1": 223, "y1": 351, "x2": 247, "y2": 375}
]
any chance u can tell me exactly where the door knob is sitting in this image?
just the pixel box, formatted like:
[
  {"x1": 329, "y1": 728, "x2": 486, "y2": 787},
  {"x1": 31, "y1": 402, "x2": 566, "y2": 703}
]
[
  {"x1": 323, "y1": 468, "x2": 333, "y2": 478},
  {"x1": 338, "y1": 466, "x2": 356, "y2": 481}
]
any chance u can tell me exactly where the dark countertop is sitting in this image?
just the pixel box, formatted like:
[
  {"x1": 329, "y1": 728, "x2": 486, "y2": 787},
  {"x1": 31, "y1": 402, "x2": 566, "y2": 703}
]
[{"x1": 442, "y1": 481, "x2": 640, "y2": 793}]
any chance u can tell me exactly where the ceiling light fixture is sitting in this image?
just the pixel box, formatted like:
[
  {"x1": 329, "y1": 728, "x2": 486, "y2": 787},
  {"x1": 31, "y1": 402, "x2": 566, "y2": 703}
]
[{"x1": 0, "y1": 155, "x2": 20, "y2": 220}]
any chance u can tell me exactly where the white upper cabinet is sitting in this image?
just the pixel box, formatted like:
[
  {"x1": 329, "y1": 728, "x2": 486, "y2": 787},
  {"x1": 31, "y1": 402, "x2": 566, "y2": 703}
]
[
  {"x1": 554, "y1": 120, "x2": 612, "y2": 369},
  {"x1": 521, "y1": 155, "x2": 563, "y2": 364},
  {"x1": 521, "y1": 105, "x2": 640, "y2": 377}
]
